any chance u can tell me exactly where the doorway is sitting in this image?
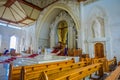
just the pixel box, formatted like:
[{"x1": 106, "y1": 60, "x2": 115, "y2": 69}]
[{"x1": 94, "y1": 42, "x2": 104, "y2": 58}]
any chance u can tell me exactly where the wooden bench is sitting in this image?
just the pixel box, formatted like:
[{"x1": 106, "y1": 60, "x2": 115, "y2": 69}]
[
  {"x1": 22, "y1": 59, "x2": 75, "y2": 80},
  {"x1": 107, "y1": 57, "x2": 117, "y2": 72},
  {"x1": 105, "y1": 65, "x2": 120, "y2": 80},
  {"x1": 44, "y1": 61, "x2": 87, "y2": 75},
  {"x1": 92, "y1": 57, "x2": 117, "y2": 72},
  {"x1": 9, "y1": 64, "x2": 23, "y2": 80},
  {"x1": 45, "y1": 63, "x2": 103, "y2": 80},
  {"x1": 80, "y1": 58, "x2": 92, "y2": 65},
  {"x1": 92, "y1": 58, "x2": 107, "y2": 71}
]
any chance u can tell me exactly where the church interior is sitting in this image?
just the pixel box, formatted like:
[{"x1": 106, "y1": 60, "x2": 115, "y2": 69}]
[{"x1": 0, "y1": 0, "x2": 120, "y2": 80}]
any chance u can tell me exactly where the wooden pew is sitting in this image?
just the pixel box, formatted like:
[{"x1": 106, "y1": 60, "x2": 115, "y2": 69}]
[
  {"x1": 80, "y1": 58, "x2": 92, "y2": 65},
  {"x1": 92, "y1": 57, "x2": 117, "y2": 72},
  {"x1": 22, "y1": 59, "x2": 75, "y2": 80},
  {"x1": 105, "y1": 65, "x2": 120, "y2": 80},
  {"x1": 92, "y1": 58, "x2": 107, "y2": 71},
  {"x1": 106, "y1": 57, "x2": 117, "y2": 72},
  {"x1": 9, "y1": 64, "x2": 23, "y2": 80},
  {"x1": 45, "y1": 63, "x2": 103, "y2": 80},
  {"x1": 44, "y1": 61, "x2": 87, "y2": 75}
]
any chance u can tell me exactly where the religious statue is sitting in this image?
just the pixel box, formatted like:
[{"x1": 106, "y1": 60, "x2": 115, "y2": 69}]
[
  {"x1": 92, "y1": 19, "x2": 101, "y2": 38},
  {"x1": 57, "y1": 21, "x2": 68, "y2": 44}
]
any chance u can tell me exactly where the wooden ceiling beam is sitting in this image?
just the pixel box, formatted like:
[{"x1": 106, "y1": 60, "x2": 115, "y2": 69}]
[
  {"x1": 27, "y1": 17, "x2": 36, "y2": 21},
  {"x1": 17, "y1": 0, "x2": 43, "y2": 11},
  {"x1": 18, "y1": 16, "x2": 35, "y2": 23},
  {"x1": 4, "y1": 0, "x2": 16, "y2": 7},
  {"x1": 18, "y1": 0, "x2": 59, "y2": 11},
  {"x1": 0, "y1": 17, "x2": 18, "y2": 24},
  {"x1": 77, "y1": 0, "x2": 87, "y2": 2}
]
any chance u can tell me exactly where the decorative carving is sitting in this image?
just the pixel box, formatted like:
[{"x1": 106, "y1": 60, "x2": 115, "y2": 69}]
[
  {"x1": 57, "y1": 21, "x2": 68, "y2": 44},
  {"x1": 87, "y1": 6, "x2": 106, "y2": 39},
  {"x1": 92, "y1": 19, "x2": 101, "y2": 38},
  {"x1": 50, "y1": 10, "x2": 76, "y2": 48}
]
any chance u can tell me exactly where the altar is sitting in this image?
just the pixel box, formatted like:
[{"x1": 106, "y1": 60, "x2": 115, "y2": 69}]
[{"x1": 12, "y1": 54, "x2": 73, "y2": 66}]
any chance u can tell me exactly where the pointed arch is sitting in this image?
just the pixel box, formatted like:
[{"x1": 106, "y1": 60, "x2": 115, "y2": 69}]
[{"x1": 87, "y1": 5, "x2": 107, "y2": 39}]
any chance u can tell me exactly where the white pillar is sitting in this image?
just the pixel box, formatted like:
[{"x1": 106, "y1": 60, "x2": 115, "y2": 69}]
[
  {"x1": 68, "y1": 26, "x2": 73, "y2": 48},
  {"x1": 79, "y1": 2, "x2": 85, "y2": 52},
  {"x1": 50, "y1": 28, "x2": 56, "y2": 48}
]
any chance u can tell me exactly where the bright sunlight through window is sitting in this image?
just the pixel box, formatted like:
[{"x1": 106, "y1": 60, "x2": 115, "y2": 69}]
[{"x1": 10, "y1": 36, "x2": 16, "y2": 49}]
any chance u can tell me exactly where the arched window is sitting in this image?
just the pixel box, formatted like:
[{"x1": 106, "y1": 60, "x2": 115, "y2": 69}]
[{"x1": 10, "y1": 36, "x2": 16, "y2": 49}]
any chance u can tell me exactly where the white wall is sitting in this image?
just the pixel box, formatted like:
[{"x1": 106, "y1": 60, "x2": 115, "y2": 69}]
[
  {"x1": 0, "y1": 23, "x2": 37, "y2": 53},
  {"x1": 0, "y1": 25, "x2": 24, "y2": 53},
  {"x1": 83, "y1": 0, "x2": 120, "y2": 61},
  {"x1": 23, "y1": 24, "x2": 37, "y2": 52},
  {"x1": 0, "y1": 0, "x2": 120, "y2": 61}
]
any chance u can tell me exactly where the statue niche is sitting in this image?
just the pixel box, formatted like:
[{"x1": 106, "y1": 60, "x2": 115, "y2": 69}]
[
  {"x1": 57, "y1": 21, "x2": 68, "y2": 44},
  {"x1": 92, "y1": 19, "x2": 101, "y2": 38}
]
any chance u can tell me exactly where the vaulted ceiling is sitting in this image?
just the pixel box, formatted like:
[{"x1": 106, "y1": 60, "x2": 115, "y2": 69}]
[{"x1": 0, "y1": 0, "x2": 86, "y2": 27}]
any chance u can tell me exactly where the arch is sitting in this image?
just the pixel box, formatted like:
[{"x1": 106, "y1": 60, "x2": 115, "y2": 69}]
[
  {"x1": 49, "y1": 10, "x2": 77, "y2": 48},
  {"x1": 36, "y1": 3, "x2": 80, "y2": 42},
  {"x1": 87, "y1": 5, "x2": 107, "y2": 39}
]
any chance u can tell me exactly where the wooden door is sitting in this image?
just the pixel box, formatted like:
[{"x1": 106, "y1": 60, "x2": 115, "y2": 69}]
[{"x1": 94, "y1": 43, "x2": 104, "y2": 58}]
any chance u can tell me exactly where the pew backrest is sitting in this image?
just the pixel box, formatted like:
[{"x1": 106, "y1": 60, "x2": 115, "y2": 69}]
[
  {"x1": 9, "y1": 64, "x2": 22, "y2": 80},
  {"x1": 23, "y1": 59, "x2": 74, "y2": 80},
  {"x1": 46, "y1": 63, "x2": 103, "y2": 80},
  {"x1": 105, "y1": 65, "x2": 120, "y2": 80}
]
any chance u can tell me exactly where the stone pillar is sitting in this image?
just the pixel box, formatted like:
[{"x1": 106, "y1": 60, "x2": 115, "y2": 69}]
[
  {"x1": 73, "y1": 29, "x2": 76, "y2": 48},
  {"x1": 105, "y1": 38, "x2": 112, "y2": 60},
  {"x1": 50, "y1": 27, "x2": 55, "y2": 48},
  {"x1": 68, "y1": 26, "x2": 73, "y2": 48},
  {"x1": 89, "y1": 42, "x2": 94, "y2": 58},
  {"x1": 79, "y1": 2, "x2": 85, "y2": 52},
  {"x1": 77, "y1": 30, "x2": 82, "y2": 48}
]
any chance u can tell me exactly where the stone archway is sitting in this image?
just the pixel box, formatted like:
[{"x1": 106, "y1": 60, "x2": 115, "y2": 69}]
[
  {"x1": 50, "y1": 10, "x2": 77, "y2": 48},
  {"x1": 36, "y1": 2, "x2": 82, "y2": 50}
]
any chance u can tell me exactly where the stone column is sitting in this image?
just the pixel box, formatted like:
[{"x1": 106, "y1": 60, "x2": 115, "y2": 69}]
[
  {"x1": 73, "y1": 29, "x2": 76, "y2": 48},
  {"x1": 50, "y1": 27, "x2": 55, "y2": 48},
  {"x1": 77, "y1": 30, "x2": 82, "y2": 48},
  {"x1": 68, "y1": 26, "x2": 73, "y2": 48}
]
